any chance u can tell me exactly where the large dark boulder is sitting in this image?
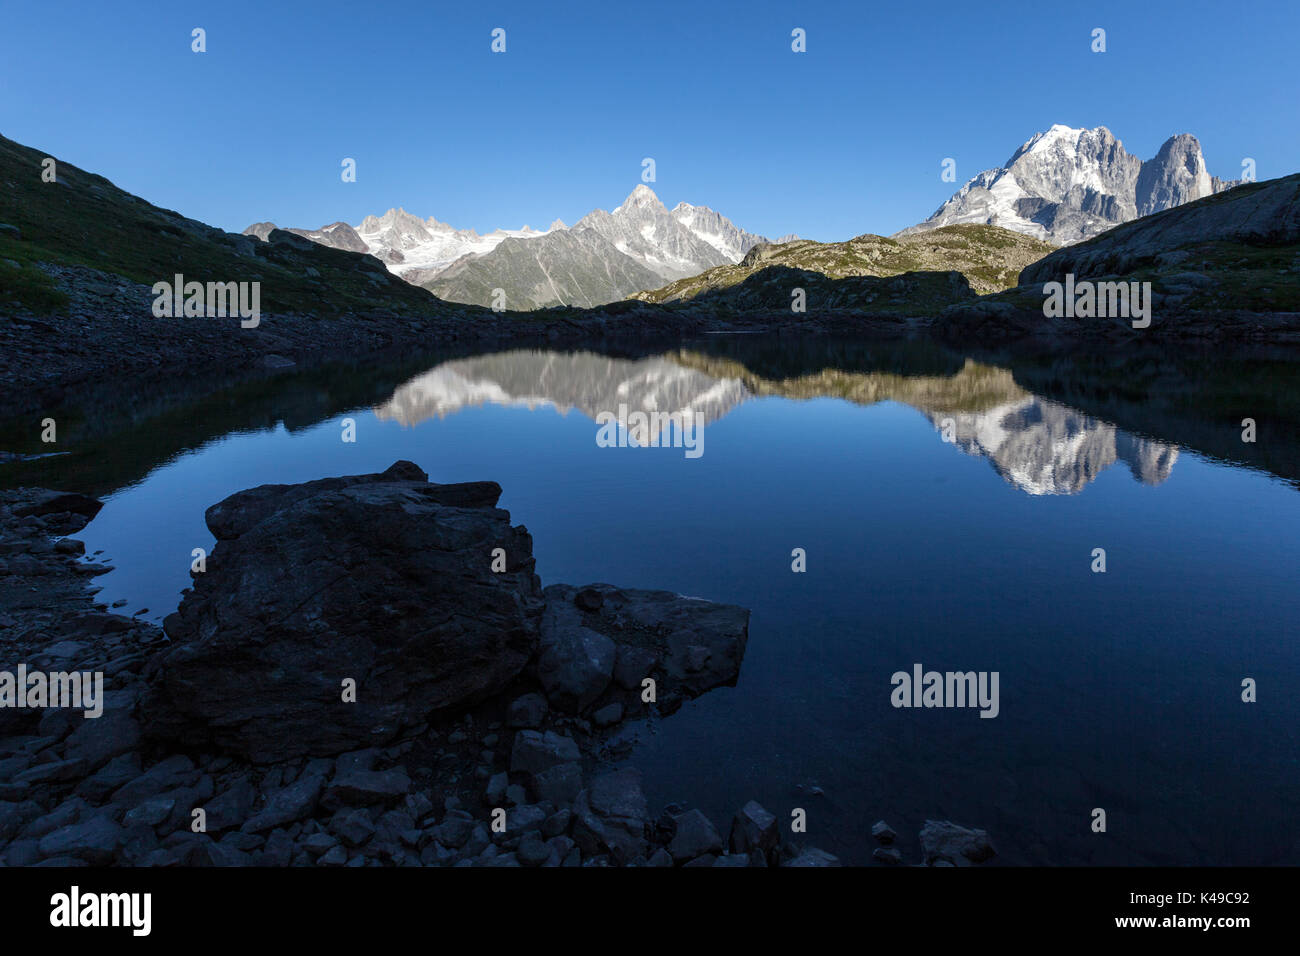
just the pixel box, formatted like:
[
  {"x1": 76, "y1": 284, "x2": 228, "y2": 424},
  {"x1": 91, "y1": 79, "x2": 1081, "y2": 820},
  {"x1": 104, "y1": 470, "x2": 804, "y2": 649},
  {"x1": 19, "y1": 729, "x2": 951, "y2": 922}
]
[
  {"x1": 202, "y1": 460, "x2": 499, "y2": 540},
  {"x1": 141, "y1": 462, "x2": 543, "y2": 762}
]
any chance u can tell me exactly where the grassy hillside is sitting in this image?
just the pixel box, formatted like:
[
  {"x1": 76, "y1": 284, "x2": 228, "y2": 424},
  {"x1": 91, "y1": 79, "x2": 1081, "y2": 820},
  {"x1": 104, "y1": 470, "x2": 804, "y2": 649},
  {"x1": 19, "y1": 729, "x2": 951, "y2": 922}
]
[
  {"x1": 633, "y1": 224, "x2": 1057, "y2": 303},
  {"x1": 0, "y1": 133, "x2": 444, "y2": 317}
]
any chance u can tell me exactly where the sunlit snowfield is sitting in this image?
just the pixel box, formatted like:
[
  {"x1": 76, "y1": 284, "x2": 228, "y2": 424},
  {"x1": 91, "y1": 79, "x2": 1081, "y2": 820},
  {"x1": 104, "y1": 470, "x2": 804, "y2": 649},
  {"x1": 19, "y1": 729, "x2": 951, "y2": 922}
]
[{"x1": 51, "y1": 346, "x2": 1300, "y2": 866}]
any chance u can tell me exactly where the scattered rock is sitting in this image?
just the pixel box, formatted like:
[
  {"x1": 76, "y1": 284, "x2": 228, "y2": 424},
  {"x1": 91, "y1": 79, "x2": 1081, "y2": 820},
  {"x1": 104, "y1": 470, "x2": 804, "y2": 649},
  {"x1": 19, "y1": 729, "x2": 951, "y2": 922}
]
[
  {"x1": 572, "y1": 769, "x2": 650, "y2": 865},
  {"x1": 331, "y1": 809, "x2": 376, "y2": 847},
  {"x1": 485, "y1": 772, "x2": 509, "y2": 806},
  {"x1": 431, "y1": 811, "x2": 475, "y2": 850},
  {"x1": 729, "y1": 800, "x2": 779, "y2": 862},
  {"x1": 506, "y1": 693, "x2": 547, "y2": 729},
  {"x1": 516, "y1": 833, "x2": 551, "y2": 867},
  {"x1": 509, "y1": 730, "x2": 580, "y2": 777},
  {"x1": 667, "y1": 808, "x2": 723, "y2": 863},
  {"x1": 37, "y1": 816, "x2": 122, "y2": 865},
  {"x1": 785, "y1": 848, "x2": 841, "y2": 867},
  {"x1": 531, "y1": 762, "x2": 583, "y2": 806},
  {"x1": 240, "y1": 770, "x2": 326, "y2": 833},
  {"x1": 918, "y1": 820, "x2": 996, "y2": 866},
  {"x1": 573, "y1": 587, "x2": 604, "y2": 612},
  {"x1": 871, "y1": 820, "x2": 896, "y2": 845},
  {"x1": 204, "y1": 777, "x2": 256, "y2": 832},
  {"x1": 111, "y1": 755, "x2": 196, "y2": 805},
  {"x1": 323, "y1": 769, "x2": 411, "y2": 808},
  {"x1": 592, "y1": 702, "x2": 623, "y2": 727}
]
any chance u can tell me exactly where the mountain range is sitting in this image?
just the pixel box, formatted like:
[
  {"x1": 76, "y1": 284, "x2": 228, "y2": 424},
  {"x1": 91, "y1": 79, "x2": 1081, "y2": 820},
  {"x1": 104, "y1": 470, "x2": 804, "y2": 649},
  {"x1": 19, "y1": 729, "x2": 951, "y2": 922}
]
[
  {"x1": 245, "y1": 124, "x2": 1241, "y2": 310},
  {"x1": 246, "y1": 185, "x2": 776, "y2": 310},
  {"x1": 243, "y1": 211, "x2": 567, "y2": 283},
  {"x1": 900, "y1": 125, "x2": 1239, "y2": 245}
]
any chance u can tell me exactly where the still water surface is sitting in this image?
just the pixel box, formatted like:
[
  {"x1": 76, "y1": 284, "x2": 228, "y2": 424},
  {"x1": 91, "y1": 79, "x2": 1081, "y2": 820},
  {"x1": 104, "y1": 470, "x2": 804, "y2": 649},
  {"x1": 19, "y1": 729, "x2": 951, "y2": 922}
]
[{"x1": 13, "y1": 339, "x2": 1299, "y2": 865}]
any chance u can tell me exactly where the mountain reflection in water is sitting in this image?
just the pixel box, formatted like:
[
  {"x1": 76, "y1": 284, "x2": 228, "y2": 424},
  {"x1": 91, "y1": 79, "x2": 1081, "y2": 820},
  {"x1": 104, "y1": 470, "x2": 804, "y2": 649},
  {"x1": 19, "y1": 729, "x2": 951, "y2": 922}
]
[{"x1": 374, "y1": 349, "x2": 1179, "y2": 496}]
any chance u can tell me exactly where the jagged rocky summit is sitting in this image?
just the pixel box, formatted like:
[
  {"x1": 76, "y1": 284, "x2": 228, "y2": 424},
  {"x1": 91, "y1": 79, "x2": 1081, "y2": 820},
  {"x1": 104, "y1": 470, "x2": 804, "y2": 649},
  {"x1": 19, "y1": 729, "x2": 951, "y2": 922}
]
[{"x1": 902, "y1": 125, "x2": 1240, "y2": 245}]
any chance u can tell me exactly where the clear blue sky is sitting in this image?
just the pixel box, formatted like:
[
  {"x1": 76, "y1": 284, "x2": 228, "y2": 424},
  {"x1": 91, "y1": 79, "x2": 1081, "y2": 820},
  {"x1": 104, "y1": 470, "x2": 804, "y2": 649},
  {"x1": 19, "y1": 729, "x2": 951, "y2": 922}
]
[{"x1": 2, "y1": 0, "x2": 1295, "y2": 241}]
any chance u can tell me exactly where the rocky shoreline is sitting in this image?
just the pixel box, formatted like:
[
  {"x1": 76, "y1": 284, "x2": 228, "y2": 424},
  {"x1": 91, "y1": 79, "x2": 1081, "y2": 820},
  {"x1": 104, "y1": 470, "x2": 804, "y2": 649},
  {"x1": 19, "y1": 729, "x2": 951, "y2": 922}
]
[
  {"x1": 0, "y1": 463, "x2": 996, "y2": 867},
  {"x1": 11, "y1": 254, "x2": 1291, "y2": 429}
]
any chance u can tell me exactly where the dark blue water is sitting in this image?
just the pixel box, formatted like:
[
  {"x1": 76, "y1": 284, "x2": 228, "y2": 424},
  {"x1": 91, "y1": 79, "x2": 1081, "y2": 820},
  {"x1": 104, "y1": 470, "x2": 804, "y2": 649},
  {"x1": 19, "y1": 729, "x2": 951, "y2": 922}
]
[{"x1": 51, "y1": 346, "x2": 1300, "y2": 865}]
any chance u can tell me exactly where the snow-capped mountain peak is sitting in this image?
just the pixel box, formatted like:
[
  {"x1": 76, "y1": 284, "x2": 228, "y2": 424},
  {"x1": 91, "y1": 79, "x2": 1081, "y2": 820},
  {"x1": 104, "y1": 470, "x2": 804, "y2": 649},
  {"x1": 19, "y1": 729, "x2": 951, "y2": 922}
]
[
  {"x1": 614, "y1": 184, "x2": 668, "y2": 214},
  {"x1": 322, "y1": 206, "x2": 557, "y2": 277},
  {"x1": 571, "y1": 186, "x2": 767, "y2": 284},
  {"x1": 900, "y1": 124, "x2": 1238, "y2": 245},
  {"x1": 1020, "y1": 123, "x2": 1087, "y2": 154}
]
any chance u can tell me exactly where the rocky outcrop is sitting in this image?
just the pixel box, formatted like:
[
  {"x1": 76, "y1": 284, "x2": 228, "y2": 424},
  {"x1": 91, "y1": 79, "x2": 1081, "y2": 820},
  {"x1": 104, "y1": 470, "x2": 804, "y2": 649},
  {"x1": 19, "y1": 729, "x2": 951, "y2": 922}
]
[
  {"x1": 142, "y1": 461, "x2": 545, "y2": 762},
  {"x1": 200, "y1": 460, "x2": 499, "y2": 538},
  {"x1": 141, "y1": 462, "x2": 751, "y2": 762},
  {"x1": 535, "y1": 583, "x2": 749, "y2": 717},
  {"x1": 1136, "y1": 134, "x2": 1216, "y2": 217}
]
